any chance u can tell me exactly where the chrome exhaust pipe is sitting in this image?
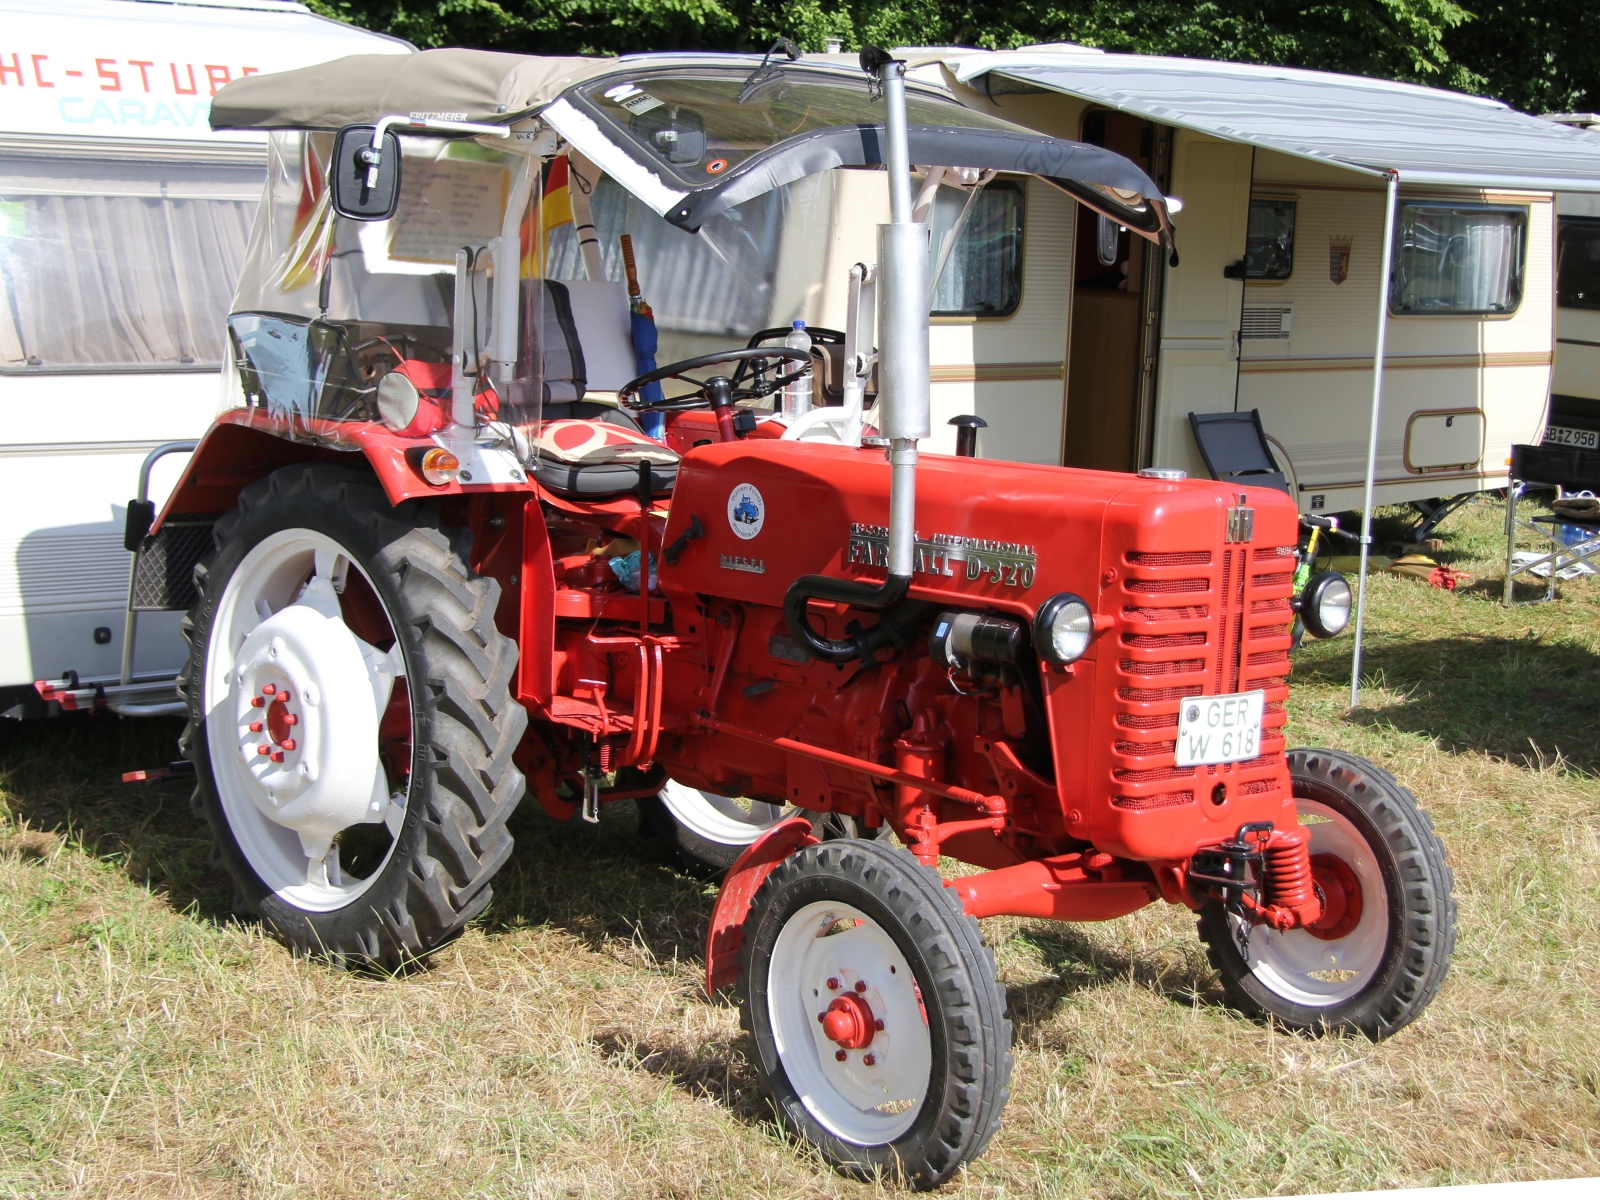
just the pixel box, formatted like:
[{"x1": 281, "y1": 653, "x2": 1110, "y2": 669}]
[
  {"x1": 875, "y1": 51, "x2": 930, "y2": 582},
  {"x1": 782, "y1": 46, "x2": 928, "y2": 664}
]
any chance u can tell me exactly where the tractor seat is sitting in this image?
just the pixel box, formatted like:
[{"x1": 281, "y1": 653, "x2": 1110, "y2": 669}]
[{"x1": 530, "y1": 407, "x2": 679, "y2": 497}]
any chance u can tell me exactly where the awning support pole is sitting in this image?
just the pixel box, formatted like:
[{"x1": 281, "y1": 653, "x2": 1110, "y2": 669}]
[{"x1": 1350, "y1": 169, "x2": 1400, "y2": 709}]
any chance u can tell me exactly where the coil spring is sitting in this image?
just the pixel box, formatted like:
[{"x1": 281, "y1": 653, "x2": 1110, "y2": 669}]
[{"x1": 1263, "y1": 833, "x2": 1316, "y2": 912}]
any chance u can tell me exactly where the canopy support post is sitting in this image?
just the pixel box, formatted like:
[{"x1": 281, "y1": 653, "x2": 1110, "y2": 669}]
[{"x1": 1349, "y1": 169, "x2": 1400, "y2": 710}]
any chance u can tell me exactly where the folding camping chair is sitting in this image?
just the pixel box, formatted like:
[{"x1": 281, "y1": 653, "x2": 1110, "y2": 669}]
[
  {"x1": 1502, "y1": 442, "x2": 1600, "y2": 605},
  {"x1": 1188, "y1": 409, "x2": 1289, "y2": 493}
]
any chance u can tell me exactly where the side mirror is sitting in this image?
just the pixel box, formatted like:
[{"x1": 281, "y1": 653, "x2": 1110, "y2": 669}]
[{"x1": 330, "y1": 124, "x2": 401, "y2": 221}]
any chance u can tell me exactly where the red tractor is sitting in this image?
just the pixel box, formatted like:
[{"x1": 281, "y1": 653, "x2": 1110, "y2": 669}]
[{"x1": 140, "y1": 46, "x2": 1454, "y2": 1187}]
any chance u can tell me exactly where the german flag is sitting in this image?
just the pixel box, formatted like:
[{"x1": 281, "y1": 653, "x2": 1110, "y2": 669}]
[{"x1": 519, "y1": 154, "x2": 575, "y2": 277}]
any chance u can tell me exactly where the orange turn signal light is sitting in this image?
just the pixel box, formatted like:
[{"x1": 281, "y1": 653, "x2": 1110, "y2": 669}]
[{"x1": 419, "y1": 447, "x2": 460, "y2": 486}]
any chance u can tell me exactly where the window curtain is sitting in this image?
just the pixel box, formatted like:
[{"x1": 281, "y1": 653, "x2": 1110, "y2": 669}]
[{"x1": 0, "y1": 191, "x2": 254, "y2": 369}]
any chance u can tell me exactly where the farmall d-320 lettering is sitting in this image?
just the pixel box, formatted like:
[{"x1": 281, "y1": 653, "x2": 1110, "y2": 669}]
[{"x1": 148, "y1": 47, "x2": 1454, "y2": 1186}]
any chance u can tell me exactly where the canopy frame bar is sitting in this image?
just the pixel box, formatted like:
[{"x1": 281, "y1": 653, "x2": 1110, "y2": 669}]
[{"x1": 1349, "y1": 169, "x2": 1401, "y2": 710}]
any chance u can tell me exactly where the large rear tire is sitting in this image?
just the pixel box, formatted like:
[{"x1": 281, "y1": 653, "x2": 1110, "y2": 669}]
[
  {"x1": 1198, "y1": 748, "x2": 1455, "y2": 1039},
  {"x1": 739, "y1": 840, "x2": 1012, "y2": 1188},
  {"x1": 178, "y1": 464, "x2": 526, "y2": 969}
]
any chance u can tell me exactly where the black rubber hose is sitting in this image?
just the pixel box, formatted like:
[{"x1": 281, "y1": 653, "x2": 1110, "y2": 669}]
[{"x1": 783, "y1": 573, "x2": 914, "y2": 664}]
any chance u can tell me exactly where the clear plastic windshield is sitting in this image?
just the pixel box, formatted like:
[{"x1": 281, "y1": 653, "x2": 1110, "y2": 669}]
[
  {"x1": 224, "y1": 131, "x2": 544, "y2": 448},
  {"x1": 579, "y1": 70, "x2": 1026, "y2": 187}
]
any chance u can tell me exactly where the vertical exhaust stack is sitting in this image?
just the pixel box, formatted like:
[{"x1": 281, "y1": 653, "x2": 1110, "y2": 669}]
[
  {"x1": 781, "y1": 47, "x2": 930, "y2": 664},
  {"x1": 874, "y1": 51, "x2": 930, "y2": 583}
]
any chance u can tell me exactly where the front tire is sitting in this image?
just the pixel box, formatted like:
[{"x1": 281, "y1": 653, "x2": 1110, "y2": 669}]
[
  {"x1": 1198, "y1": 748, "x2": 1456, "y2": 1039},
  {"x1": 178, "y1": 464, "x2": 526, "y2": 969},
  {"x1": 739, "y1": 840, "x2": 1012, "y2": 1189}
]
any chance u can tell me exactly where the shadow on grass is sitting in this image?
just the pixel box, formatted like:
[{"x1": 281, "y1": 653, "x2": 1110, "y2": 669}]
[
  {"x1": 1294, "y1": 633, "x2": 1600, "y2": 773},
  {"x1": 591, "y1": 1027, "x2": 770, "y2": 1122},
  {"x1": 0, "y1": 712, "x2": 717, "y2": 966},
  {"x1": 1004, "y1": 922, "x2": 1225, "y2": 1040},
  {"x1": 0, "y1": 714, "x2": 236, "y2": 922}
]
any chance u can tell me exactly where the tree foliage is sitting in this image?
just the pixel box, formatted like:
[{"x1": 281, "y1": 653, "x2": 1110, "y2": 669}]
[{"x1": 306, "y1": 0, "x2": 1600, "y2": 113}]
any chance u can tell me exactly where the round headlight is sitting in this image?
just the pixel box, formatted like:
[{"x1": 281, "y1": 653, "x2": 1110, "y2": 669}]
[
  {"x1": 1299, "y1": 571, "x2": 1352, "y2": 639},
  {"x1": 1033, "y1": 593, "x2": 1095, "y2": 665},
  {"x1": 377, "y1": 370, "x2": 421, "y2": 431}
]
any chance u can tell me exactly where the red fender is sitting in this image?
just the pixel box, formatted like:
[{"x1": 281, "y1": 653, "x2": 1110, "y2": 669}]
[{"x1": 704, "y1": 816, "x2": 819, "y2": 995}]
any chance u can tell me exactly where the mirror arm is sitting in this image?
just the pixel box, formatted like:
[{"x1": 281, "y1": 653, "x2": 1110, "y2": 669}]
[{"x1": 365, "y1": 114, "x2": 512, "y2": 187}]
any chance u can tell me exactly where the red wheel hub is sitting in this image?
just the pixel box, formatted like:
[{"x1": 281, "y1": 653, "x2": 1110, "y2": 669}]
[
  {"x1": 1305, "y1": 852, "x2": 1363, "y2": 940},
  {"x1": 821, "y1": 992, "x2": 876, "y2": 1050}
]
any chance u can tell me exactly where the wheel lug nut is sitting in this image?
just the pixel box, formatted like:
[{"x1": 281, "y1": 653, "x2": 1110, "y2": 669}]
[
  {"x1": 835, "y1": 1050, "x2": 847, "y2": 1062},
  {"x1": 262, "y1": 684, "x2": 275, "y2": 695},
  {"x1": 249, "y1": 721, "x2": 263, "y2": 733},
  {"x1": 854, "y1": 980, "x2": 866, "y2": 993},
  {"x1": 250, "y1": 697, "x2": 265, "y2": 708},
  {"x1": 826, "y1": 978, "x2": 839, "y2": 991},
  {"x1": 279, "y1": 692, "x2": 291, "y2": 703},
  {"x1": 285, "y1": 714, "x2": 298, "y2": 726},
  {"x1": 874, "y1": 1018, "x2": 884, "y2": 1031},
  {"x1": 270, "y1": 750, "x2": 284, "y2": 763},
  {"x1": 281, "y1": 739, "x2": 296, "y2": 751},
  {"x1": 818, "y1": 1012, "x2": 826, "y2": 1023},
  {"x1": 257, "y1": 745, "x2": 270, "y2": 756},
  {"x1": 863, "y1": 1054, "x2": 876, "y2": 1066}
]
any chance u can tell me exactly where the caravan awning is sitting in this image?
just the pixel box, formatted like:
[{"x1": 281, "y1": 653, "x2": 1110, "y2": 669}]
[{"x1": 948, "y1": 51, "x2": 1600, "y2": 192}]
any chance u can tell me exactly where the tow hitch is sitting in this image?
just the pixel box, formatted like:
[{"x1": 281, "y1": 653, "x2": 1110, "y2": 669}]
[{"x1": 1189, "y1": 821, "x2": 1325, "y2": 954}]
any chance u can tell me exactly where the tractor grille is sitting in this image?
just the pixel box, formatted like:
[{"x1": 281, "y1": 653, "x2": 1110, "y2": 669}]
[{"x1": 1109, "y1": 543, "x2": 1293, "y2": 812}]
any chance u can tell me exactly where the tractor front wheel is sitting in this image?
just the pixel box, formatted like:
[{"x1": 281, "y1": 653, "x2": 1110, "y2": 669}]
[
  {"x1": 739, "y1": 840, "x2": 1012, "y2": 1188},
  {"x1": 1198, "y1": 748, "x2": 1456, "y2": 1039},
  {"x1": 178, "y1": 464, "x2": 526, "y2": 969}
]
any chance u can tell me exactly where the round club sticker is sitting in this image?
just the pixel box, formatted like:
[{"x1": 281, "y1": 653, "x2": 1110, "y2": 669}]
[{"x1": 728, "y1": 483, "x2": 765, "y2": 540}]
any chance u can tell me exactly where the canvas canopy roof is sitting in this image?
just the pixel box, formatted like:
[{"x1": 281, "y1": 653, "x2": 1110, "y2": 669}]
[
  {"x1": 948, "y1": 49, "x2": 1600, "y2": 193},
  {"x1": 211, "y1": 49, "x2": 1174, "y2": 236},
  {"x1": 208, "y1": 48, "x2": 615, "y2": 130}
]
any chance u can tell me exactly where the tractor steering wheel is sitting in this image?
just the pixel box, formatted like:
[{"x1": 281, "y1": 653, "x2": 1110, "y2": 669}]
[
  {"x1": 618, "y1": 347, "x2": 812, "y2": 414},
  {"x1": 619, "y1": 347, "x2": 813, "y2": 443}
]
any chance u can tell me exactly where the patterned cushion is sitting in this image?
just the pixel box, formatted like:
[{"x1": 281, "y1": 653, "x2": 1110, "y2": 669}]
[{"x1": 531, "y1": 418, "x2": 678, "y2": 466}]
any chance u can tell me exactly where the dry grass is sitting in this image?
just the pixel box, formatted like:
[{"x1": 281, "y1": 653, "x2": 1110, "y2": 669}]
[{"x1": 3, "y1": 495, "x2": 1599, "y2": 1197}]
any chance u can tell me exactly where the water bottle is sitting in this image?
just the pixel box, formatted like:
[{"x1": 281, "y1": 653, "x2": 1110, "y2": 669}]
[{"x1": 782, "y1": 320, "x2": 812, "y2": 420}]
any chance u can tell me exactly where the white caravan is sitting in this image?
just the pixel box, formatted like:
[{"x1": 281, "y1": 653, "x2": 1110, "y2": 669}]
[
  {"x1": 895, "y1": 49, "x2": 1600, "y2": 520},
  {"x1": 0, "y1": 0, "x2": 407, "y2": 717}
]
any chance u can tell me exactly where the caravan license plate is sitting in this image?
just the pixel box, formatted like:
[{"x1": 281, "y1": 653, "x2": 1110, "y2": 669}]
[
  {"x1": 1544, "y1": 425, "x2": 1599, "y2": 450},
  {"x1": 1175, "y1": 691, "x2": 1265, "y2": 767}
]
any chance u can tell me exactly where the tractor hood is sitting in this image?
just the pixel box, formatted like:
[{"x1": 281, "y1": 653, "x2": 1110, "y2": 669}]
[{"x1": 210, "y1": 49, "x2": 1173, "y2": 239}]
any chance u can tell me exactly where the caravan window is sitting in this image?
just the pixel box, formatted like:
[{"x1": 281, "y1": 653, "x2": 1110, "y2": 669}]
[
  {"x1": 0, "y1": 156, "x2": 258, "y2": 372},
  {"x1": 1390, "y1": 204, "x2": 1526, "y2": 316},
  {"x1": 1557, "y1": 216, "x2": 1600, "y2": 310},
  {"x1": 1245, "y1": 199, "x2": 1296, "y2": 279},
  {"x1": 929, "y1": 180, "x2": 1024, "y2": 318}
]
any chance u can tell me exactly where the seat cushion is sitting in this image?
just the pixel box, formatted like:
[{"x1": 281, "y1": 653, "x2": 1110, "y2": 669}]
[{"x1": 530, "y1": 417, "x2": 679, "y2": 497}]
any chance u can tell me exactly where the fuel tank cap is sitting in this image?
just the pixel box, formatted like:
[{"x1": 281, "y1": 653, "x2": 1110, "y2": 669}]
[{"x1": 1138, "y1": 467, "x2": 1187, "y2": 481}]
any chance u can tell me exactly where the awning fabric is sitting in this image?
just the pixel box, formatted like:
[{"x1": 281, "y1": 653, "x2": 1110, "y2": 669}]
[
  {"x1": 949, "y1": 50, "x2": 1600, "y2": 192},
  {"x1": 210, "y1": 48, "x2": 617, "y2": 130}
]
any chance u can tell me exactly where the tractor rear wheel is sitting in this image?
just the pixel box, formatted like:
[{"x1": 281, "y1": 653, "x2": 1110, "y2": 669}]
[
  {"x1": 1198, "y1": 748, "x2": 1455, "y2": 1039},
  {"x1": 738, "y1": 840, "x2": 1012, "y2": 1188},
  {"x1": 178, "y1": 464, "x2": 526, "y2": 969},
  {"x1": 638, "y1": 784, "x2": 893, "y2": 876}
]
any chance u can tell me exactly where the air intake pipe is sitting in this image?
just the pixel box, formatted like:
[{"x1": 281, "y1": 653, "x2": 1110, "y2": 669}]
[{"x1": 784, "y1": 46, "x2": 929, "y2": 664}]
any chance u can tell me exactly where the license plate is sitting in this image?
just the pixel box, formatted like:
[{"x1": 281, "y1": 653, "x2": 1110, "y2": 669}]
[
  {"x1": 1175, "y1": 691, "x2": 1265, "y2": 767},
  {"x1": 1543, "y1": 424, "x2": 1599, "y2": 450}
]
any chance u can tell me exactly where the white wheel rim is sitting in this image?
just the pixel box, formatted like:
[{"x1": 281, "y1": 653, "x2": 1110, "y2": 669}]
[
  {"x1": 202, "y1": 529, "x2": 409, "y2": 912},
  {"x1": 1237, "y1": 799, "x2": 1389, "y2": 1007},
  {"x1": 659, "y1": 780, "x2": 786, "y2": 847},
  {"x1": 768, "y1": 901, "x2": 932, "y2": 1146}
]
